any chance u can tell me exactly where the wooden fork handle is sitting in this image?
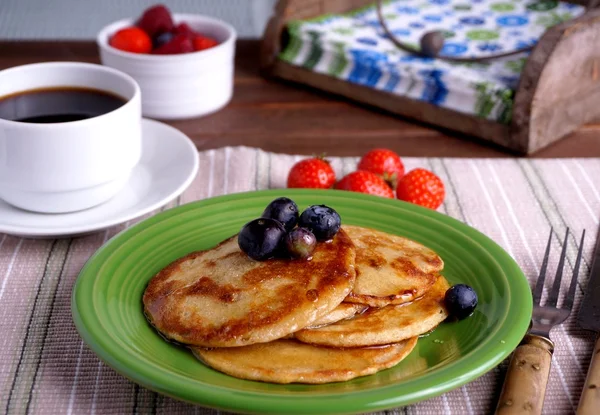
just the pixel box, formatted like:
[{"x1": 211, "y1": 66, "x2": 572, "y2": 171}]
[
  {"x1": 577, "y1": 335, "x2": 600, "y2": 415},
  {"x1": 495, "y1": 334, "x2": 554, "y2": 415}
]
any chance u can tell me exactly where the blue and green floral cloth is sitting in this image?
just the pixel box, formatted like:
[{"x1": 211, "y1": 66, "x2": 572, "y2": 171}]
[{"x1": 278, "y1": 0, "x2": 584, "y2": 123}]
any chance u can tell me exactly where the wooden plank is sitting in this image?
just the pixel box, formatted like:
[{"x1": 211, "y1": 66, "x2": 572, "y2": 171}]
[
  {"x1": 164, "y1": 108, "x2": 600, "y2": 158},
  {"x1": 167, "y1": 102, "x2": 438, "y2": 136},
  {"x1": 167, "y1": 118, "x2": 507, "y2": 157}
]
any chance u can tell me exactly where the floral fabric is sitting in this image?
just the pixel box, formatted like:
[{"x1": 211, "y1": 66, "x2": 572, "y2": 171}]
[{"x1": 278, "y1": 0, "x2": 585, "y2": 123}]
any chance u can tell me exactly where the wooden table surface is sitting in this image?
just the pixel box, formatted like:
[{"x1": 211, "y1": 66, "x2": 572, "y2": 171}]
[{"x1": 1, "y1": 40, "x2": 600, "y2": 158}]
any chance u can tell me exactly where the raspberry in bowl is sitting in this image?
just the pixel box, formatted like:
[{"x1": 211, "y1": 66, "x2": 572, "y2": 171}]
[{"x1": 96, "y1": 4, "x2": 236, "y2": 120}]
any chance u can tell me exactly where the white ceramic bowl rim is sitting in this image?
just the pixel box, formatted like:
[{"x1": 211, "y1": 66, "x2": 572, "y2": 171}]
[
  {"x1": 97, "y1": 13, "x2": 237, "y2": 61},
  {"x1": 0, "y1": 61, "x2": 141, "y2": 130}
]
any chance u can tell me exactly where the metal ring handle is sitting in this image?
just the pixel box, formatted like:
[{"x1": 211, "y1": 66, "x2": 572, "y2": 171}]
[{"x1": 375, "y1": 0, "x2": 594, "y2": 63}]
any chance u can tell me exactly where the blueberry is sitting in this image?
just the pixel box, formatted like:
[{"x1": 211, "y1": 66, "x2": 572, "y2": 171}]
[
  {"x1": 298, "y1": 205, "x2": 341, "y2": 241},
  {"x1": 444, "y1": 284, "x2": 478, "y2": 320},
  {"x1": 285, "y1": 227, "x2": 317, "y2": 259},
  {"x1": 153, "y1": 32, "x2": 174, "y2": 48},
  {"x1": 261, "y1": 197, "x2": 299, "y2": 231},
  {"x1": 238, "y1": 218, "x2": 286, "y2": 261}
]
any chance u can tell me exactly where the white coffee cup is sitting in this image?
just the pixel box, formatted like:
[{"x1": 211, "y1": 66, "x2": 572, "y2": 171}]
[{"x1": 0, "y1": 62, "x2": 142, "y2": 213}]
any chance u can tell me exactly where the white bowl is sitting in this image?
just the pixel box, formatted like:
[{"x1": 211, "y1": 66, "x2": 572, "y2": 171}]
[{"x1": 97, "y1": 13, "x2": 236, "y2": 120}]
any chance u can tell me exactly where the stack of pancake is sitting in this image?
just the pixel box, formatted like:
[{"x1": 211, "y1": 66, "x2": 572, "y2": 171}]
[{"x1": 143, "y1": 225, "x2": 449, "y2": 384}]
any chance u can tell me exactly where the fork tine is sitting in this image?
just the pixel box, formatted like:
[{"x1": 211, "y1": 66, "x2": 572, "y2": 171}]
[
  {"x1": 533, "y1": 228, "x2": 553, "y2": 305},
  {"x1": 546, "y1": 228, "x2": 570, "y2": 307},
  {"x1": 563, "y1": 230, "x2": 585, "y2": 311}
]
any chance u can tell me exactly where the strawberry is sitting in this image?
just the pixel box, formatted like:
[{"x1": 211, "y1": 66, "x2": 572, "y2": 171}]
[
  {"x1": 109, "y1": 27, "x2": 152, "y2": 54},
  {"x1": 287, "y1": 158, "x2": 336, "y2": 189},
  {"x1": 172, "y1": 22, "x2": 196, "y2": 38},
  {"x1": 152, "y1": 33, "x2": 194, "y2": 54},
  {"x1": 357, "y1": 148, "x2": 405, "y2": 187},
  {"x1": 334, "y1": 171, "x2": 394, "y2": 198},
  {"x1": 137, "y1": 4, "x2": 174, "y2": 37},
  {"x1": 193, "y1": 35, "x2": 219, "y2": 51},
  {"x1": 396, "y1": 168, "x2": 445, "y2": 209}
]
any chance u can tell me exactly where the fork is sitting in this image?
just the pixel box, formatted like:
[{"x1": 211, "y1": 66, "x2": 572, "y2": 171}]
[{"x1": 495, "y1": 228, "x2": 585, "y2": 415}]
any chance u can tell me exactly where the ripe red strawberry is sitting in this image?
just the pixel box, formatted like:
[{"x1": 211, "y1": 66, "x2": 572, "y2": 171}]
[
  {"x1": 137, "y1": 4, "x2": 174, "y2": 37},
  {"x1": 110, "y1": 27, "x2": 152, "y2": 54},
  {"x1": 334, "y1": 171, "x2": 394, "y2": 198},
  {"x1": 396, "y1": 168, "x2": 445, "y2": 209},
  {"x1": 287, "y1": 158, "x2": 336, "y2": 189},
  {"x1": 152, "y1": 33, "x2": 194, "y2": 54},
  {"x1": 357, "y1": 148, "x2": 405, "y2": 187},
  {"x1": 193, "y1": 35, "x2": 219, "y2": 51}
]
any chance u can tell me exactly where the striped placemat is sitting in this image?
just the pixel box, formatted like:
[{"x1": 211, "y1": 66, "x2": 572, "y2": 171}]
[{"x1": 1, "y1": 146, "x2": 598, "y2": 415}]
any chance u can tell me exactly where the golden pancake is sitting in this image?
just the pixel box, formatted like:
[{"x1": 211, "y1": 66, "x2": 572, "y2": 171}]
[
  {"x1": 294, "y1": 275, "x2": 450, "y2": 348},
  {"x1": 280, "y1": 303, "x2": 368, "y2": 339},
  {"x1": 143, "y1": 228, "x2": 356, "y2": 347},
  {"x1": 343, "y1": 225, "x2": 443, "y2": 307},
  {"x1": 191, "y1": 337, "x2": 418, "y2": 384},
  {"x1": 306, "y1": 303, "x2": 368, "y2": 328}
]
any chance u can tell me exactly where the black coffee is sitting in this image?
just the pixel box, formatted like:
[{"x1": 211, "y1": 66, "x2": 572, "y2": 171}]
[{"x1": 0, "y1": 87, "x2": 127, "y2": 123}]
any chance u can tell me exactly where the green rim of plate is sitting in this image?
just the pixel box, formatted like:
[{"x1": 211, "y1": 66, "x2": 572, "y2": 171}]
[{"x1": 72, "y1": 189, "x2": 532, "y2": 415}]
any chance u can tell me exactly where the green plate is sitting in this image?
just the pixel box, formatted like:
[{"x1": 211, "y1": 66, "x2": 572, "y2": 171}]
[{"x1": 72, "y1": 189, "x2": 532, "y2": 415}]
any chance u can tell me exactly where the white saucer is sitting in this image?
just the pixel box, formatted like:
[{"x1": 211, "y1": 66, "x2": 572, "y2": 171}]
[{"x1": 0, "y1": 119, "x2": 199, "y2": 238}]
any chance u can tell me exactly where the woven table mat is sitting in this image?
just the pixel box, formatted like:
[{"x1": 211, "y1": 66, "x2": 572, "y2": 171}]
[{"x1": 1, "y1": 146, "x2": 598, "y2": 415}]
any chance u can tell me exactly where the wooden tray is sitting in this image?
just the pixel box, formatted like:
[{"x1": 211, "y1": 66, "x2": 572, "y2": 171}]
[{"x1": 260, "y1": 0, "x2": 600, "y2": 154}]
